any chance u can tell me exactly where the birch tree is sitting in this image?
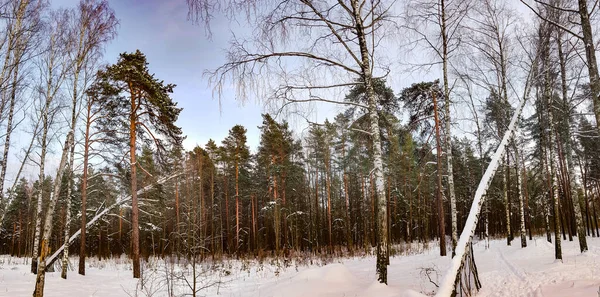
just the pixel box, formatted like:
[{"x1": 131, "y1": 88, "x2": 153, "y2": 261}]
[
  {"x1": 32, "y1": 132, "x2": 73, "y2": 297},
  {"x1": 30, "y1": 8, "x2": 73, "y2": 274},
  {"x1": 402, "y1": 0, "x2": 471, "y2": 255},
  {"x1": 521, "y1": 0, "x2": 600, "y2": 138},
  {"x1": 0, "y1": 0, "x2": 43, "y2": 224},
  {"x1": 57, "y1": 0, "x2": 117, "y2": 277},
  {"x1": 463, "y1": 0, "x2": 525, "y2": 245},
  {"x1": 187, "y1": 0, "x2": 396, "y2": 283},
  {"x1": 521, "y1": 0, "x2": 600, "y2": 253}
]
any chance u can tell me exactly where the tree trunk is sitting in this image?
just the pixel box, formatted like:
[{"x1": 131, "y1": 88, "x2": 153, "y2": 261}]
[
  {"x1": 62, "y1": 63, "x2": 80, "y2": 279},
  {"x1": 432, "y1": 90, "x2": 447, "y2": 257},
  {"x1": 440, "y1": 0, "x2": 458, "y2": 256},
  {"x1": 79, "y1": 101, "x2": 92, "y2": 275},
  {"x1": 33, "y1": 132, "x2": 73, "y2": 297},
  {"x1": 31, "y1": 94, "x2": 51, "y2": 275},
  {"x1": 46, "y1": 165, "x2": 162, "y2": 267},
  {"x1": 315, "y1": 166, "x2": 319, "y2": 250},
  {"x1": 577, "y1": 0, "x2": 600, "y2": 138},
  {"x1": 503, "y1": 157, "x2": 511, "y2": 246},
  {"x1": 326, "y1": 151, "x2": 332, "y2": 252},
  {"x1": 129, "y1": 83, "x2": 141, "y2": 278},
  {"x1": 514, "y1": 143, "x2": 526, "y2": 248},
  {"x1": 436, "y1": 70, "x2": 531, "y2": 296},
  {"x1": 349, "y1": 0, "x2": 388, "y2": 282},
  {"x1": 273, "y1": 160, "x2": 280, "y2": 255},
  {"x1": 235, "y1": 159, "x2": 239, "y2": 253},
  {"x1": 544, "y1": 55, "x2": 562, "y2": 259},
  {"x1": 0, "y1": 0, "x2": 27, "y2": 206}
]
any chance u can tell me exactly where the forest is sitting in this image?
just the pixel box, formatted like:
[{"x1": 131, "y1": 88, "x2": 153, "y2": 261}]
[{"x1": 1, "y1": 0, "x2": 600, "y2": 296}]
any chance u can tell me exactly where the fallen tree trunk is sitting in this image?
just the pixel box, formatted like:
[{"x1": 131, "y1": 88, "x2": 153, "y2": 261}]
[
  {"x1": 436, "y1": 65, "x2": 535, "y2": 296},
  {"x1": 46, "y1": 172, "x2": 183, "y2": 268}
]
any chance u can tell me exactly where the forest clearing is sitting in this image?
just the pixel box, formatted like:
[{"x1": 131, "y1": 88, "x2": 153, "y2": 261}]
[
  {"x1": 1, "y1": 237, "x2": 599, "y2": 296},
  {"x1": 1, "y1": 0, "x2": 600, "y2": 296}
]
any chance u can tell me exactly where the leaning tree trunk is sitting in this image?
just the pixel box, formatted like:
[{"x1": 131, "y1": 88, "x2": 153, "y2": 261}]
[
  {"x1": 33, "y1": 132, "x2": 73, "y2": 297},
  {"x1": 436, "y1": 57, "x2": 535, "y2": 296}
]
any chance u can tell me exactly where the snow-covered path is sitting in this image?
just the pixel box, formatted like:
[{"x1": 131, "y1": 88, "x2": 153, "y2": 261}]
[{"x1": 1, "y1": 237, "x2": 599, "y2": 297}]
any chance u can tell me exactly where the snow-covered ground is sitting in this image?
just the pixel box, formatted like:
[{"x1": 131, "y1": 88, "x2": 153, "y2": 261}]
[{"x1": 1, "y1": 237, "x2": 599, "y2": 297}]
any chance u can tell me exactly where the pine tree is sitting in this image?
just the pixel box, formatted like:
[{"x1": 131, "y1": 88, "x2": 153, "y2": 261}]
[
  {"x1": 89, "y1": 50, "x2": 183, "y2": 278},
  {"x1": 222, "y1": 125, "x2": 250, "y2": 253}
]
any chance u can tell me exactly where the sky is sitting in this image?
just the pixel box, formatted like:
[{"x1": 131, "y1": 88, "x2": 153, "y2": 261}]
[
  {"x1": 47, "y1": 0, "x2": 535, "y2": 151},
  {"x1": 53, "y1": 0, "x2": 268, "y2": 151},
  {"x1": 4, "y1": 0, "x2": 539, "y2": 185}
]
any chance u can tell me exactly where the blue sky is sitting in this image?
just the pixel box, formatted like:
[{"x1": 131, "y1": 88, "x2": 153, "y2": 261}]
[{"x1": 54, "y1": 0, "x2": 266, "y2": 151}]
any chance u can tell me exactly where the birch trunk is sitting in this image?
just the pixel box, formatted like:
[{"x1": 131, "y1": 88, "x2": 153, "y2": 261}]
[
  {"x1": 46, "y1": 172, "x2": 182, "y2": 267},
  {"x1": 33, "y1": 132, "x2": 73, "y2": 297},
  {"x1": 436, "y1": 69, "x2": 531, "y2": 297},
  {"x1": 503, "y1": 159, "x2": 511, "y2": 246},
  {"x1": 0, "y1": 0, "x2": 28, "y2": 201},
  {"x1": 31, "y1": 81, "x2": 52, "y2": 275},
  {"x1": 61, "y1": 71, "x2": 79, "y2": 279},
  {"x1": 440, "y1": 0, "x2": 458, "y2": 256},
  {"x1": 350, "y1": 0, "x2": 388, "y2": 281},
  {"x1": 514, "y1": 142, "x2": 526, "y2": 248}
]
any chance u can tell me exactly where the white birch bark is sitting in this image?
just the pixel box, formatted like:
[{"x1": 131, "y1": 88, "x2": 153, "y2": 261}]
[
  {"x1": 0, "y1": 116, "x2": 41, "y2": 225},
  {"x1": 503, "y1": 159, "x2": 511, "y2": 246},
  {"x1": 349, "y1": 0, "x2": 389, "y2": 283},
  {"x1": 0, "y1": 0, "x2": 29, "y2": 225},
  {"x1": 31, "y1": 89, "x2": 51, "y2": 274},
  {"x1": 436, "y1": 62, "x2": 534, "y2": 297},
  {"x1": 514, "y1": 141, "x2": 526, "y2": 248},
  {"x1": 33, "y1": 132, "x2": 73, "y2": 297}
]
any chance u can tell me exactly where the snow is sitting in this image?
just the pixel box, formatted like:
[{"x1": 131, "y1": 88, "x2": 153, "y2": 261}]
[{"x1": 1, "y1": 237, "x2": 600, "y2": 297}]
